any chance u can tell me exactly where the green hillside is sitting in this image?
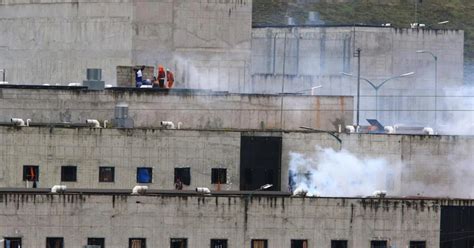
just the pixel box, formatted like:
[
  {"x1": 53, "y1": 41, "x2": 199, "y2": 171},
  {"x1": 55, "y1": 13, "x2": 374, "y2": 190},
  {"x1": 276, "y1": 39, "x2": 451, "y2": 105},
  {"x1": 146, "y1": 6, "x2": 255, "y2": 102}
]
[{"x1": 253, "y1": 0, "x2": 474, "y2": 60}]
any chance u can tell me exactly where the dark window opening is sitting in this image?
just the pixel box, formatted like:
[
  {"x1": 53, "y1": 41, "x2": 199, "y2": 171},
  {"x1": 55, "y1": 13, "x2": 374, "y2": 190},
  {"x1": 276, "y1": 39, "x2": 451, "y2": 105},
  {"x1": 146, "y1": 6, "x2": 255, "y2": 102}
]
[
  {"x1": 4, "y1": 237, "x2": 21, "y2": 248},
  {"x1": 129, "y1": 238, "x2": 146, "y2": 248},
  {"x1": 170, "y1": 238, "x2": 187, "y2": 248},
  {"x1": 23, "y1": 165, "x2": 39, "y2": 181},
  {"x1": 240, "y1": 136, "x2": 282, "y2": 191},
  {"x1": 291, "y1": 239, "x2": 308, "y2": 248},
  {"x1": 371, "y1": 240, "x2": 387, "y2": 248},
  {"x1": 331, "y1": 240, "x2": 348, "y2": 248},
  {"x1": 46, "y1": 237, "x2": 64, "y2": 248},
  {"x1": 137, "y1": 167, "x2": 152, "y2": 183},
  {"x1": 211, "y1": 239, "x2": 227, "y2": 248},
  {"x1": 175, "y1": 167, "x2": 191, "y2": 186},
  {"x1": 410, "y1": 241, "x2": 426, "y2": 248},
  {"x1": 251, "y1": 239, "x2": 268, "y2": 248},
  {"x1": 441, "y1": 206, "x2": 474, "y2": 248},
  {"x1": 88, "y1": 237, "x2": 105, "y2": 248},
  {"x1": 99, "y1": 167, "x2": 115, "y2": 182},
  {"x1": 211, "y1": 168, "x2": 227, "y2": 184},
  {"x1": 61, "y1": 165, "x2": 77, "y2": 182}
]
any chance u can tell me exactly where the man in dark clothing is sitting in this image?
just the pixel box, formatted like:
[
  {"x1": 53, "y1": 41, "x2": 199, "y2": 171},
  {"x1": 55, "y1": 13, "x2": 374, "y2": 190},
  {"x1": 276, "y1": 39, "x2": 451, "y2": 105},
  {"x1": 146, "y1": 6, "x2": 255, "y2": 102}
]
[{"x1": 157, "y1": 65, "x2": 166, "y2": 88}]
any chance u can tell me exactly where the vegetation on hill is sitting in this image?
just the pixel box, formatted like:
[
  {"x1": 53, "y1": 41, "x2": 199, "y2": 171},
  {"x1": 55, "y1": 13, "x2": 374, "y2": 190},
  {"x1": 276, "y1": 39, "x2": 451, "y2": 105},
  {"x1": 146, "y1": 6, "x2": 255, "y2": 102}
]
[{"x1": 253, "y1": 0, "x2": 474, "y2": 60}]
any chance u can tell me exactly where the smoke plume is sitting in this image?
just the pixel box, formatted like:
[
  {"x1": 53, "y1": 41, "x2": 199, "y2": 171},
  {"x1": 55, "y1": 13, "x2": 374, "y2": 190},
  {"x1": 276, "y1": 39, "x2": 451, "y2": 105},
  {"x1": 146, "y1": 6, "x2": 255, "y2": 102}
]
[{"x1": 289, "y1": 147, "x2": 398, "y2": 197}]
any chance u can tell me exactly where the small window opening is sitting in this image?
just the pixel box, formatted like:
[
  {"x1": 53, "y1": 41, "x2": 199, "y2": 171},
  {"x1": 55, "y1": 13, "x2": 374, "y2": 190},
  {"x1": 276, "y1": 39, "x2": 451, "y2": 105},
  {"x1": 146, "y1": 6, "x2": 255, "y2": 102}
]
[
  {"x1": 129, "y1": 238, "x2": 146, "y2": 248},
  {"x1": 210, "y1": 239, "x2": 227, "y2": 248},
  {"x1": 61, "y1": 165, "x2": 77, "y2": 182},
  {"x1": 99, "y1": 167, "x2": 115, "y2": 182},
  {"x1": 251, "y1": 239, "x2": 268, "y2": 248},
  {"x1": 174, "y1": 167, "x2": 191, "y2": 187},
  {"x1": 137, "y1": 167, "x2": 152, "y2": 183},
  {"x1": 371, "y1": 240, "x2": 387, "y2": 248},
  {"x1": 170, "y1": 238, "x2": 187, "y2": 248},
  {"x1": 88, "y1": 237, "x2": 105, "y2": 248},
  {"x1": 410, "y1": 241, "x2": 426, "y2": 248},
  {"x1": 331, "y1": 240, "x2": 348, "y2": 248},
  {"x1": 46, "y1": 237, "x2": 64, "y2": 248},
  {"x1": 291, "y1": 239, "x2": 308, "y2": 248},
  {"x1": 211, "y1": 168, "x2": 227, "y2": 184},
  {"x1": 4, "y1": 237, "x2": 22, "y2": 248}
]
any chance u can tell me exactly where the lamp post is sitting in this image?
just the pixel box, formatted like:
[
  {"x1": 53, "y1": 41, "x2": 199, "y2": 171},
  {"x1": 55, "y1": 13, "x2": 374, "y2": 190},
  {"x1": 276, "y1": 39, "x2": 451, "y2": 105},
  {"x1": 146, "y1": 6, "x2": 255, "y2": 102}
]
[
  {"x1": 416, "y1": 50, "x2": 438, "y2": 125},
  {"x1": 341, "y1": 72, "x2": 415, "y2": 120}
]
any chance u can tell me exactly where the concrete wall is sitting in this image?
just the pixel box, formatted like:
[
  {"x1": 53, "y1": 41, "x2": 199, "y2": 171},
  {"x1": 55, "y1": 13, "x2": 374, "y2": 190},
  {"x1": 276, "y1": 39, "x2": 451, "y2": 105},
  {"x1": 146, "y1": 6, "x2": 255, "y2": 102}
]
[
  {"x1": 0, "y1": 126, "x2": 473, "y2": 198},
  {"x1": 0, "y1": 193, "x2": 457, "y2": 247},
  {"x1": 0, "y1": 0, "x2": 252, "y2": 91},
  {"x1": 0, "y1": 128, "x2": 241, "y2": 190},
  {"x1": 250, "y1": 27, "x2": 465, "y2": 127},
  {"x1": 0, "y1": 87, "x2": 353, "y2": 131}
]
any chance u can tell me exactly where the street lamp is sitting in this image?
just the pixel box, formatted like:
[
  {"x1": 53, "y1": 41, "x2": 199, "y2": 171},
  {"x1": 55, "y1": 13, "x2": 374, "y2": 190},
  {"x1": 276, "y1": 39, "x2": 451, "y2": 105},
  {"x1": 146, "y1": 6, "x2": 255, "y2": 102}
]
[
  {"x1": 341, "y1": 72, "x2": 415, "y2": 120},
  {"x1": 416, "y1": 50, "x2": 438, "y2": 125}
]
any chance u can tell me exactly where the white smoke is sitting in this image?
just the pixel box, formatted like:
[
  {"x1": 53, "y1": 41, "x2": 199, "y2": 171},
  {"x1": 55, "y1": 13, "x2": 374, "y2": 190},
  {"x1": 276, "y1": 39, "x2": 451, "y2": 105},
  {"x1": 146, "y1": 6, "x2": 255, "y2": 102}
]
[
  {"x1": 437, "y1": 86, "x2": 474, "y2": 135},
  {"x1": 289, "y1": 147, "x2": 398, "y2": 197}
]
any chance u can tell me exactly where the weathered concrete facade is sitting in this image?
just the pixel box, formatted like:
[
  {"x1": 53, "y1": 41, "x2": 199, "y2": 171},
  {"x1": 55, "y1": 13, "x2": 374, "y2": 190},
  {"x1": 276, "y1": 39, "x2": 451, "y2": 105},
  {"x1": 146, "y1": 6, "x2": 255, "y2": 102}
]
[
  {"x1": 0, "y1": 126, "x2": 472, "y2": 198},
  {"x1": 251, "y1": 26, "x2": 465, "y2": 127},
  {"x1": 0, "y1": 86, "x2": 353, "y2": 131},
  {"x1": 0, "y1": 0, "x2": 252, "y2": 90},
  {"x1": 0, "y1": 192, "x2": 461, "y2": 247}
]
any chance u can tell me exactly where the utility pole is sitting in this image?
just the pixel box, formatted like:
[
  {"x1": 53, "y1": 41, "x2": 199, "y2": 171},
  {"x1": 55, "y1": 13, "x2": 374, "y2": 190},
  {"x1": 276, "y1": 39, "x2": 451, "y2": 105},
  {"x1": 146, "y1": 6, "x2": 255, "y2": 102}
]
[{"x1": 354, "y1": 48, "x2": 361, "y2": 129}]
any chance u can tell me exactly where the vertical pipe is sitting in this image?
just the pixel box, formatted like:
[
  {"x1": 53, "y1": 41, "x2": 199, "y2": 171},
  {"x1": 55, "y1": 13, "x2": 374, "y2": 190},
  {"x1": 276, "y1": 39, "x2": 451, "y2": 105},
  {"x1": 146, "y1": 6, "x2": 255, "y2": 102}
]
[
  {"x1": 434, "y1": 56, "x2": 438, "y2": 126},
  {"x1": 356, "y1": 48, "x2": 361, "y2": 129},
  {"x1": 375, "y1": 89, "x2": 379, "y2": 120},
  {"x1": 273, "y1": 34, "x2": 277, "y2": 75},
  {"x1": 280, "y1": 32, "x2": 288, "y2": 130}
]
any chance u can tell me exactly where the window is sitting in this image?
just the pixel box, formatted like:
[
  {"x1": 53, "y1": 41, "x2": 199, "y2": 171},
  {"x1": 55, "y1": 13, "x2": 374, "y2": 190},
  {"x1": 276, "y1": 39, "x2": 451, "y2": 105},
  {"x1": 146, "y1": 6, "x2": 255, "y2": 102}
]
[
  {"x1": 211, "y1": 168, "x2": 227, "y2": 184},
  {"x1": 46, "y1": 237, "x2": 64, "y2": 248},
  {"x1": 4, "y1": 237, "x2": 21, "y2": 248},
  {"x1": 61, "y1": 165, "x2": 77, "y2": 182},
  {"x1": 170, "y1": 238, "x2": 187, "y2": 248},
  {"x1": 251, "y1": 239, "x2": 267, "y2": 248},
  {"x1": 331, "y1": 240, "x2": 348, "y2": 248},
  {"x1": 99, "y1": 167, "x2": 115, "y2": 182},
  {"x1": 137, "y1": 167, "x2": 152, "y2": 183},
  {"x1": 210, "y1": 239, "x2": 227, "y2": 248},
  {"x1": 410, "y1": 241, "x2": 426, "y2": 248},
  {"x1": 23, "y1": 165, "x2": 39, "y2": 181},
  {"x1": 88, "y1": 238, "x2": 105, "y2": 248},
  {"x1": 291, "y1": 240, "x2": 308, "y2": 248},
  {"x1": 371, "y1": 240, "x2": 387, "y2": 248},
  {"x1": 129, "y1": 238, "x2": 146, "y2": 248},
  {"x1": 174, "y1": 167, "x2": 191, "y2": 185}
]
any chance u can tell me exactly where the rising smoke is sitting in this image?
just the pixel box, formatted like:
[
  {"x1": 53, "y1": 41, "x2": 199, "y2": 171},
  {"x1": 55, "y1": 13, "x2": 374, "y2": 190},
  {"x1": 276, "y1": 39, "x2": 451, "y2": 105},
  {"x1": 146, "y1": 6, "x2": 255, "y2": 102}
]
[{"x1": 289, "y1": 147, "x2": 398, "y2": 197}]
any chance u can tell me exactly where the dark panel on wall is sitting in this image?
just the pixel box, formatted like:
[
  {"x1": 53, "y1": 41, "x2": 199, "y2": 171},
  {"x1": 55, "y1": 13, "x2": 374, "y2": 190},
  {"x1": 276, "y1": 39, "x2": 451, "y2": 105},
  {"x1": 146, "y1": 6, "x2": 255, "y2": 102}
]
[
  {"x1": 240, "y1": 136, "x2": 282, "y2": 191},
  {"x1": 441, "y1": 206, "x2": 474, "y2": 248}
]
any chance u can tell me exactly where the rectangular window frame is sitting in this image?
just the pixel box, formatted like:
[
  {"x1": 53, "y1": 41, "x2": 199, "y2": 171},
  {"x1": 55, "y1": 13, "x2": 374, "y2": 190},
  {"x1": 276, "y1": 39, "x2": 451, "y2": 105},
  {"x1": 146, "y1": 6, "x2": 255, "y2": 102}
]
[
  {"x1": 210, "y1": 239, "x2": 227, "y2": 248},
  {"x1": 170, "y1": 238, "x2": 188, "y2": 248},
  {"x1": 23, "y1": 165, "x2": 39, "y2": 181},
  {"x1": 88, "y1": 237, "x2": 105, "y2": 248},
  {"x1": 129, "y1": 238, "x2": 146, "y2": 248},
  {"x1": 4, "y1": 237, "x2": 22, "y2": 248},
  {"x1": 211, "y1": 168, "x2": 227, "y2": 184},
  {"x1": 61, "y1": 165, "x2": 77, "y2": 182},
  {"x1": 371, "y1": 240, "x2": 387, "y2": 248},
  {"x1": 251, "y1": 239, "x2": 268, "y2": 248},
  {"x1": 136, "y1": 167, "x2": 153, "y2": 184},
  {"x1": 46, "y1": 237, "x2": 64, "y2": 248},
  {"x1": 99, "y1": 167, "x2": 115, "y2": 183},
  {"x1": 291, "y1": 239, "x2": 308, "y2": 248},
  {"x1": 174, "y1": 167, "x2": 191, "y2": 185},
  {"x1": 331, "y1": 240, "x2": 348, "y2": 248},
  {"x1": 409, "y1": 241, "x2": 426, "y2": 248}
]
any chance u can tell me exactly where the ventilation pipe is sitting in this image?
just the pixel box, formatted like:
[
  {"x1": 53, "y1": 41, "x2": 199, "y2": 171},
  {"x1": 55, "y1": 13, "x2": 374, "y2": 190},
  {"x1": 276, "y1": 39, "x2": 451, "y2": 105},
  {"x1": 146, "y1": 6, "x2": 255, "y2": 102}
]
[
  {"x1": 161, "y1": 121, "x2": 175, "y2": 129},
  {"x1": 196, "y1": 187, "x2": 211, "y2": 194},
  {"x1": 132, "y1": 185, "x2": 148, "y2": 195},
  {"x1": 423, "y1": 127, "x2": 434, "y2": 135},
  {"x1": 51, "y1": 185, "x2": 67, "y2": 193},
  {"x1": 345, "y1": 125, "x2": 355, "y2": 133},
  {"x1": 177, "y1": 122, "x2": 183, "y2": 129},
  {"x1": 103, "y1": 120, "x2": 108, "y2": 129},
  {"x1": 384, "y1": 126, "x2": 395, "y2": 134},
  {"x1": 86, "y1": 119, "x2": 101, "y2": 128},
  {"x1": 11, "y1": 118, "x2": 25, "y2": 126}
]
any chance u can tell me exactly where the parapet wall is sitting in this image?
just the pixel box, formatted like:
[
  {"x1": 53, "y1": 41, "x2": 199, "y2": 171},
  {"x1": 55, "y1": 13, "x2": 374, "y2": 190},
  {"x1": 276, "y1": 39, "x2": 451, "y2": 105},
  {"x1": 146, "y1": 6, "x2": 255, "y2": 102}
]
[
  {"x1": 0, "y1": 193, "x2": 458, "y2": 247},
  {"x1": 0, "y1": 86, "x2": 353, "y2": 131}
]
